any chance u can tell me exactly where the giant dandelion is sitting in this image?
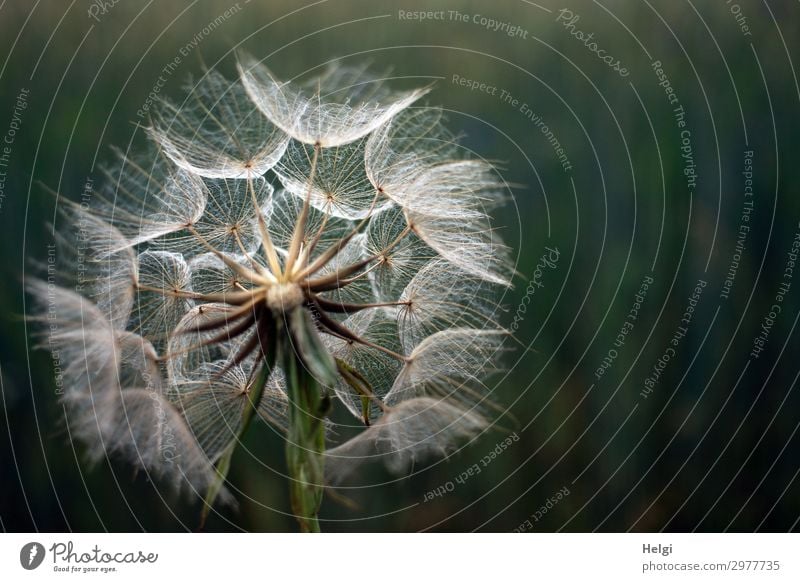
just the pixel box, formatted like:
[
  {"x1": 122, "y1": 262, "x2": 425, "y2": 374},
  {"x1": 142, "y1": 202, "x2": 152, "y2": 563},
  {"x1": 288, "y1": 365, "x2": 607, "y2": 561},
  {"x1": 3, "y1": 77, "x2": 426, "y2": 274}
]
[{"x1": 31, "y1": 54, "x2": 512, "y2": 532}]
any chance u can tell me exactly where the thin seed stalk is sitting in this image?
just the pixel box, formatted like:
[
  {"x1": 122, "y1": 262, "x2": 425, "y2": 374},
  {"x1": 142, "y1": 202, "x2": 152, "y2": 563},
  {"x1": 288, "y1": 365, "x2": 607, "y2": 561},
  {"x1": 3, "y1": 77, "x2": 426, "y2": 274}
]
[{"x1": 199, "y1": 352, "x2": 274, "y2": 529}]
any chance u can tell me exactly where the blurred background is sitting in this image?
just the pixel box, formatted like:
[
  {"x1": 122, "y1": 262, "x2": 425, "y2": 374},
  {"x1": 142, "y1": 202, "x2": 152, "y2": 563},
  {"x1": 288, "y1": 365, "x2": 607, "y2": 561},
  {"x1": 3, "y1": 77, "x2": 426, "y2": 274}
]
[{"x1": 1, "y1": 0, "x2": 799, "y2": 532}]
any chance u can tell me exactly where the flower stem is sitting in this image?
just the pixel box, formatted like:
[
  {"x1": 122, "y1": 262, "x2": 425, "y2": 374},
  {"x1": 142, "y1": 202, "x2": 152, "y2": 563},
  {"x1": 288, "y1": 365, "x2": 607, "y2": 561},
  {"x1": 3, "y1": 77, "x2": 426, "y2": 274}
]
[{"x1": 283, "y1": 342, "x2": 328, "y2": 533}]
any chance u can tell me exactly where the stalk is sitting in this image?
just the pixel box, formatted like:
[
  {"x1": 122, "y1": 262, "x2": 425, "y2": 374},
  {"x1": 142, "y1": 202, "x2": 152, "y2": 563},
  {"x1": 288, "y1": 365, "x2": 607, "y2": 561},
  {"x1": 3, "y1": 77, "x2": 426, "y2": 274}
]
[
  {"x1": 281, "y1": 307, "x2": 338, "y2": 533},
  {"x1": 283, "y1": 343, "x2": 327, "y2": 533}
]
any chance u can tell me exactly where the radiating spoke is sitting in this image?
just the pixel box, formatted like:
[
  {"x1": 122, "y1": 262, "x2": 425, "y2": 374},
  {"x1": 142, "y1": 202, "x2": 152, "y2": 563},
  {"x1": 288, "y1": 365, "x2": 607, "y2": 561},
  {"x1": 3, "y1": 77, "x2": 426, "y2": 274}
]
[{"x1": 285, "y1": 144, "x2": 320, "y2": 275}]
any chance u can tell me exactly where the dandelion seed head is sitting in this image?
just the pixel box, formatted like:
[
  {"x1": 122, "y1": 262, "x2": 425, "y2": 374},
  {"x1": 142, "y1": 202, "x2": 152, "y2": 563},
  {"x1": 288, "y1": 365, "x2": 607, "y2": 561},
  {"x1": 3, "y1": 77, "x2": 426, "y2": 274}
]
[{"x1": 32, "y1": 56, "x2": 513, "y2": 503}]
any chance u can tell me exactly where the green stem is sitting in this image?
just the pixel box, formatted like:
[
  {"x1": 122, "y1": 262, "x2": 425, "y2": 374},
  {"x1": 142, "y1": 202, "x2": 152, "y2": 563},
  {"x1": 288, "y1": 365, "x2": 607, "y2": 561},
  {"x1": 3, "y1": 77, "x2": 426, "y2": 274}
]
[{"x1": 283, "y1": 344, "x2": 327, "y2": 533}]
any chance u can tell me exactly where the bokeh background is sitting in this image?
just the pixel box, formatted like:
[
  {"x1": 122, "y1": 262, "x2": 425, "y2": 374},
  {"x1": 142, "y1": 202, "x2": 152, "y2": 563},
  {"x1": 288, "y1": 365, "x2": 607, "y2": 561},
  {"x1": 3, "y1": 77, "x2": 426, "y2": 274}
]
[{"x1": 1, "y1": 0, "x2": 799, "y2": 532}]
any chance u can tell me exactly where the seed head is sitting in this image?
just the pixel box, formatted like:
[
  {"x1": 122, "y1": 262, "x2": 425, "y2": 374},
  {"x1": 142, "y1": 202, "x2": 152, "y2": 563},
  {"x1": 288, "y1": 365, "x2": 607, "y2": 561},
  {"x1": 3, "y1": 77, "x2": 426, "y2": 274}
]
[{"x1": 31, "y1": 56, "x2": 513, "y2": 506}]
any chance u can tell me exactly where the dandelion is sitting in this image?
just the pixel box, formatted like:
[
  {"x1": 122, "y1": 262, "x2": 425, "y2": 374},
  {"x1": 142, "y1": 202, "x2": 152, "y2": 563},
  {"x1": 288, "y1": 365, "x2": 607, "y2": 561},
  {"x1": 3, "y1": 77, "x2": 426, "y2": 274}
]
[{"x1": 31, "y1": 57, "x2": 512, "y2": 532}]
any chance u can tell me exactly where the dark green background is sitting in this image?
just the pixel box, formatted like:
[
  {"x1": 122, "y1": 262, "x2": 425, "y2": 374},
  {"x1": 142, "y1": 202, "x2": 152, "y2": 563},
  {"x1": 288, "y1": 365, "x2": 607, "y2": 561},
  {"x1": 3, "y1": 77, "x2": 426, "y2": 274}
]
[{"x1": 1, "y1": 0, "x2": 799, "y2": 532}]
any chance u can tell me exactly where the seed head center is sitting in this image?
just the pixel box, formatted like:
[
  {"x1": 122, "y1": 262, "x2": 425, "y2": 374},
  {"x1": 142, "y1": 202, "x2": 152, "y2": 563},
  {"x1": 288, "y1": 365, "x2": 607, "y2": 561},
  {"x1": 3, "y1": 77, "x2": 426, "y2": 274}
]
[{"x1": 265, "y1": 282, "x2": 304, "y2": 313}]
